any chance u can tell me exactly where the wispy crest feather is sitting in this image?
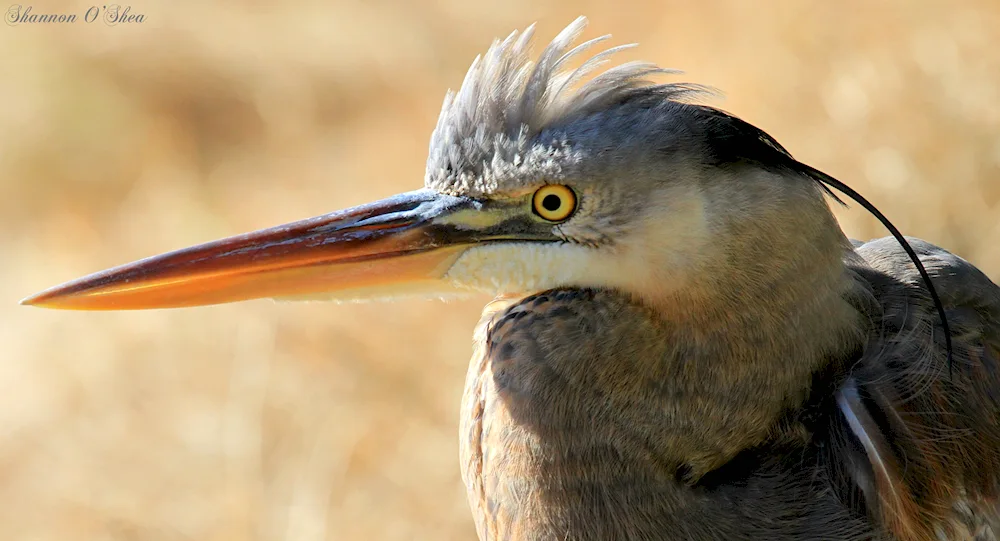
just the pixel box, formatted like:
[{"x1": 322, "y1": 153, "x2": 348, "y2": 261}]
[{"x1": 425, "y1": 16, "x2": 701, "y2": 194}]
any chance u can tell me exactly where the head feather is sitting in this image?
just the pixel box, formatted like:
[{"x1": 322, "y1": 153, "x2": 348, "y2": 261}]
[{"x1": 425, "y1": 16, "x2": 706, "y2": 195}]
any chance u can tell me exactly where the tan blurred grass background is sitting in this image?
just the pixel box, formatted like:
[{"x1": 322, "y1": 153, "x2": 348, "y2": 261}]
[{"x1": 1, "y1": 1, "x2": 999, "y2": 539}]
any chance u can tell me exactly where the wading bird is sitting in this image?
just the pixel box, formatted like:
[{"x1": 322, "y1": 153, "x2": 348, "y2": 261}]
[{"x1": 22, "y1": 17, "x2": 1000, "y2": 541}]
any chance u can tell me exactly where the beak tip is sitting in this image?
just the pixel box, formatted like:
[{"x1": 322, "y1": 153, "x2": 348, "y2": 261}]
[
  {"x1": 20, "y1": 287, "x2": 71, "y2": 309},
  {"x1": 20, "y1": 292, "x2": 48, "y2": 307}
]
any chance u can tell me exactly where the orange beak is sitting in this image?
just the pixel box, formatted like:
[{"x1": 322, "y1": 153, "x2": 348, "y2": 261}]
[{"x1": 20, "y1": 189, "x2": 522, "y2": 310}]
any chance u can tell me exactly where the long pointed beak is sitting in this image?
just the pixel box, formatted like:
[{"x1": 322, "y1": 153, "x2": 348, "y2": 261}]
[{"x1": 21, "y1": 189, "x2": 503, "y2": 310}]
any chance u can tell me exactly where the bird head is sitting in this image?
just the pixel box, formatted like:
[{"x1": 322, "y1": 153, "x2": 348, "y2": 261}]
[{"x1": 21, "y1": 17, "x2": 850, "y2": 313}]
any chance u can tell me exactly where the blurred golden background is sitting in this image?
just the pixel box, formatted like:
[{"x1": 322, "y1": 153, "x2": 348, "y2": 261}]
[{"x1": 2, "y1": 1, "x2": 998, "y2": 539}]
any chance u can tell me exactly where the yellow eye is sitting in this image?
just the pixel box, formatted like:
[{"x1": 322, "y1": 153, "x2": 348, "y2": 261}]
[{"x1": 531, "y1": 185, "x2": 577, "y2": 223}]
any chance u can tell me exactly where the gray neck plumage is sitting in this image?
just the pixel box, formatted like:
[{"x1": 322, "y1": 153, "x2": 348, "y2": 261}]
[
  {"x1": 638, "y1": 170, "x2": 869, "y2": 472},
  {"x1": 461, "y1": 171, "x2": 873, "y2": 539}
]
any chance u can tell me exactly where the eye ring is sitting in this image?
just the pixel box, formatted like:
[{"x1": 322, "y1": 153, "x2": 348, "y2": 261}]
[{"x1": 532, "y1": 185, "x2": 577, "y2": 223}]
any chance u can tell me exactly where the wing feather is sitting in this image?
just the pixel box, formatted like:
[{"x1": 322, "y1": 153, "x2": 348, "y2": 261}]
[{"x1": 839, "y1": 237, "x2": 1000, "y2": 540}]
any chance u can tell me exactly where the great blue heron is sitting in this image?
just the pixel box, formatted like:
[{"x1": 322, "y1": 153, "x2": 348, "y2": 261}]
[{"x1": 22, "y1": 17, "x2": 1000, "y2": 541}]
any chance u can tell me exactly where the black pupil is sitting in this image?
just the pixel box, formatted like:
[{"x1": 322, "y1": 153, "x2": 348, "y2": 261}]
[{"x1": 541, "y1": 194, "x2": 562, "y2": 212}]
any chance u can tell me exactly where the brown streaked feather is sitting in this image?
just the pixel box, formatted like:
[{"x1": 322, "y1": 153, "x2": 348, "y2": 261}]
[
  {"x1": 461, "y1": 289, "x2": 875, "y2": 541},
  {"x1": 841, "y1": 237, "x2": 1000, "y2": 541},
  {"x1": 837, "y1": 378, "x2": 927, "y2": 540},
  {"x1": 458, "y1": 237, "x2": 999, "y2": 540},
  {"x1": 460, "y1": 294, "x2": 524, "y2": 541}
]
